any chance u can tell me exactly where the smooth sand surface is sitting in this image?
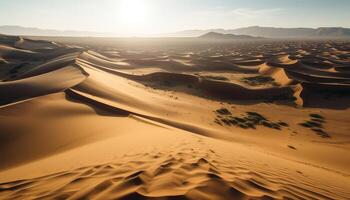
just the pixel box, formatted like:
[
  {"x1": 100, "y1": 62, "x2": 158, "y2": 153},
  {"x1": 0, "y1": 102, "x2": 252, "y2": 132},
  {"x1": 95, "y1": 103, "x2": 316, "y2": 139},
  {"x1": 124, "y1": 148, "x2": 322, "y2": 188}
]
[{"x1": 0, "y1": 35, "x2": 350, "y2": 199}]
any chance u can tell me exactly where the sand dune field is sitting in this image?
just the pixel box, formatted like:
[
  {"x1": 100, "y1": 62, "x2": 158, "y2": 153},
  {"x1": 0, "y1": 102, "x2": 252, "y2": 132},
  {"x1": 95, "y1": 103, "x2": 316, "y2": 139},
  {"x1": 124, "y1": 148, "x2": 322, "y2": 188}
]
[{"x1": 0, "y1": 35, "x2": 350, "y2": 199}]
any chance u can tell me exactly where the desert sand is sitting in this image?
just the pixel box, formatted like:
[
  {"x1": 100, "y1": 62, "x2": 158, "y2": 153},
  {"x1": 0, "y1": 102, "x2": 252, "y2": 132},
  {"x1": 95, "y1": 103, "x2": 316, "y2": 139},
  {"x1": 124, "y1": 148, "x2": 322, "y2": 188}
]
[{"x1": 0, "y1": 35, "x2": 350, "y2": 199}]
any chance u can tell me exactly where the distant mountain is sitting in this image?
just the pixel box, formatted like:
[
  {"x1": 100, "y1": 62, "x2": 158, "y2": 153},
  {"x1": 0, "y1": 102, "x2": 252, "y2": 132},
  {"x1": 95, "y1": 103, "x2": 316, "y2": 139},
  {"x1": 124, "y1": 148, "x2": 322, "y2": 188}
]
[
  {"x1": 315, "y1": 27, "x2": 350, "y2": 37},
  {"x1": 1, "y1": 25, "x2": 350, "y2": 38},
  {"x1": 229, "y1": 26, "x2": 315, "y2": 38},
  {"x1": 166, "y1": 29, "x2": 228, "y2": 37},
  {"x1": 0, "y1": 25, "x2": 108, "y2": 37},
  {"x1": 198, "y1": 32, "x2": 263, "y2": 40},
  {"x1": 173, "y1": 26, "x2": 350, "y2": 38},
  {"x1": 229, "y1": 26, "x2": 350, "y2": 38}
]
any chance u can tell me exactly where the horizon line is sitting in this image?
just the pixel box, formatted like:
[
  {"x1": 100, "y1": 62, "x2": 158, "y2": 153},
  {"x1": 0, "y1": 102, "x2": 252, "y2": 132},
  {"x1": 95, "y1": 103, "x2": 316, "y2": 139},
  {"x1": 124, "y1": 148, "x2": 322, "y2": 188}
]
[{"x1": 1, "y1": 24, "x2": 350, "y2": 37}]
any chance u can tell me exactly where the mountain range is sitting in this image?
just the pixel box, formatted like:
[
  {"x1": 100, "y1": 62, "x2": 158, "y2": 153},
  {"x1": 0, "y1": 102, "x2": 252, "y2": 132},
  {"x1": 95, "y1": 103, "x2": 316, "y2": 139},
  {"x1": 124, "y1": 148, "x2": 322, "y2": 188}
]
[
  {"x1": 0, "y1": 25, "x2": 107, "y2": 37},
  {"x1": 1, "y1": 25, "x2": 350, "y2": 38},
  {"x1": 171, "y1": 26, "x2": 350, "y2": 38},
  {"x1": 198, "y1": 32, "x2": 264, "y2": 40}
]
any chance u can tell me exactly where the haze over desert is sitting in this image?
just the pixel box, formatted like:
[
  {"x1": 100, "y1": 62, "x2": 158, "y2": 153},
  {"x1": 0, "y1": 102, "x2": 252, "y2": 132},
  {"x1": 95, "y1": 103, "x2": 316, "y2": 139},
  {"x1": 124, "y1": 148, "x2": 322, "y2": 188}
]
[{"x1": 0, "y1": 0, "x2": 350, "y2": 199}]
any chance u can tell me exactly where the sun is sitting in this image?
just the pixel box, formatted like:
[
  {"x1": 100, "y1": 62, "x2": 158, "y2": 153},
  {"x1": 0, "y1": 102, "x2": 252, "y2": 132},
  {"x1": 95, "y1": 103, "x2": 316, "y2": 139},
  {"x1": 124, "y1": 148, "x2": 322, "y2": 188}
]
[{"x1": 119, "y1": 0, "x2": 150, "y2": 24}]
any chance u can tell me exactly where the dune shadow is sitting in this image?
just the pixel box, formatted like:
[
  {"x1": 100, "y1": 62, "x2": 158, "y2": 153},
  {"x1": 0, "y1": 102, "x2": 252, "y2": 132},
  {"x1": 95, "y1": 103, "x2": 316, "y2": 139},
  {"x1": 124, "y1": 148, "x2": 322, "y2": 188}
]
[{"x1": 64, "y1": 89, "x2": 130, "y2": 117}]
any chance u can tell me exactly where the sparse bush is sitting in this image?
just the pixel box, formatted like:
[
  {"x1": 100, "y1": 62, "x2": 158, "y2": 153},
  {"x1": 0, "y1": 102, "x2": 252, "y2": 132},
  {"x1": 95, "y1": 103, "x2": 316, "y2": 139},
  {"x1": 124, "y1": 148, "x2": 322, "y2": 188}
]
[
  {"x1": 299, "y1": 115, "x2": 329, "y2": 138},
  {"x1": 299, "y1": 121, "x2": 313, "y2": 128},
  {"x1": 240, "y1": 75, "x2": 277, "y2": 86},
  {"x1": 239, "y1": 124, "x2": 249, "y2": 129},
  {"x1": 311, "y1": 128, "x2": 330, "y2": 138},
  {"x1": 311, "y1": 118, "x2": 325, "y2": 123},
  {"x1": 234, "y1": 117, "x2": 245, "y2": 123},
  {"x1": 215, "y1": 109, "x2": 287, "y2": 131},
  {"x1": 203, "y1": 75, "x2": 229, "y2": 81},
  {"x1": 216, "y1": 108, "x2": 231, "y2": 115},
  {"x1": 310, "y1": 113, "x2": 325, "y2": 119},
  {"x1": 277, "y1": 121, "x2": 289, "y2": 127}
]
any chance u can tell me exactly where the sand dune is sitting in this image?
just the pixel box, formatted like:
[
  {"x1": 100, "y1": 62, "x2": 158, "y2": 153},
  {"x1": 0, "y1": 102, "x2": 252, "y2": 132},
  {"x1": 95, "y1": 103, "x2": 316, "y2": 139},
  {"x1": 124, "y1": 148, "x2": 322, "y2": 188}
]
[
  {"x1": 0, "y1": 35, "x2": 350, "y2": 199},
  {"x1": 259, "y1": 64, "x2": 296, "y2": 86}
]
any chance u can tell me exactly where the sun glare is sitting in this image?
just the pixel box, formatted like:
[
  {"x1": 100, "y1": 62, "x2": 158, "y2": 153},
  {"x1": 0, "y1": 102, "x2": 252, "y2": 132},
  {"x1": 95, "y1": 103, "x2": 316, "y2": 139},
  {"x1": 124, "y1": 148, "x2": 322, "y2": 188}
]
[{"x1": 119, "y1": 0, "x2": 150, "y2": 24}]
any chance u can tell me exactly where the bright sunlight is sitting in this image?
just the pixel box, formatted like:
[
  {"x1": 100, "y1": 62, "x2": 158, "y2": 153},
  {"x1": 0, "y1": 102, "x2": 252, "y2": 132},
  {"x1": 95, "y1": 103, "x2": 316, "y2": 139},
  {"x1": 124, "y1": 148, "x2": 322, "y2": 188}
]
[{"x1": 118, "y1": 0, "x2": 151, "y2": 24}]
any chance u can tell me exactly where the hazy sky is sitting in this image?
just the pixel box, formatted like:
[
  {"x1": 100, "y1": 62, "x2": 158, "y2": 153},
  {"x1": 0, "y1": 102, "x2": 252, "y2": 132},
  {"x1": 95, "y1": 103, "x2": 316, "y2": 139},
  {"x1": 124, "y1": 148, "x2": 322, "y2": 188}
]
[{"x1": 0, "y1": 0, "x2": 349, "y2": 36}]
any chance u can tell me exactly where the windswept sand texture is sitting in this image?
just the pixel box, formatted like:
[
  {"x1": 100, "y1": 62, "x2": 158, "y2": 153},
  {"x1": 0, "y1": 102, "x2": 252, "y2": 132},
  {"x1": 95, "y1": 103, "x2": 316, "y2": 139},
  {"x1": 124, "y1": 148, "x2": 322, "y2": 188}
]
[{"x1": 0, "y1": 35, "x2": 350, "y2": 199}]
